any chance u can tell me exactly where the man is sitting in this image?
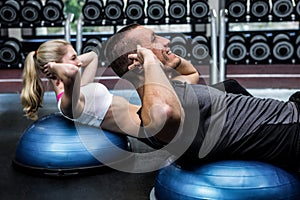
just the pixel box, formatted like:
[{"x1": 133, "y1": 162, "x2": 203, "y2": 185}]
[
  {"x1": 105, "y1": 23, "x2": 252, "y2": 96},
  {"x1": 105, "y1": 24, "x2": 300, "y2": 171}
]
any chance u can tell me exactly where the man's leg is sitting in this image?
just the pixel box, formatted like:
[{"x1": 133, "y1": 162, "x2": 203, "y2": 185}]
[
  {"x1": 289, "y1": 91, "x2": 300, "y2": 109},
  {"x1": 211, "y1": 79, "x2": 253, "y2": 96}
]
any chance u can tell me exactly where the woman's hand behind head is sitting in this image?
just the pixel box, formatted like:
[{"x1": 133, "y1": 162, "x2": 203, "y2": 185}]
[{"x1": 42, "y1": 62, "x2": 58, "y2": 80}]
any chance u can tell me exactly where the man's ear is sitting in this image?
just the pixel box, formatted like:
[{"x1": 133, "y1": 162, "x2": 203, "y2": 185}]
[{"x1": 127, "y1": 64, "x2": 133, "y2": 71}]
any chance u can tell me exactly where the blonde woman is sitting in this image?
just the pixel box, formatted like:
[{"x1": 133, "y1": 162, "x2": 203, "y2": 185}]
[{"x1": 21, "y1": 39, "x2": 142, "y2": 137}]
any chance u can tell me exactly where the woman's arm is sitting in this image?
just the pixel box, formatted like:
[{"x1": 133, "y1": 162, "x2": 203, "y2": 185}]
[
  {"x1": 78, "y1": 51, "x2": 98, "y2": 85},
  {"x1": 101, "y1": 96, "x2": 141, "y2": 137},
  {"x1": 59, "y1": 51, "x2": 98, "y2": 118},
  {"x1": 43, "y1": 62, "x2": 84, "y2": 119}
]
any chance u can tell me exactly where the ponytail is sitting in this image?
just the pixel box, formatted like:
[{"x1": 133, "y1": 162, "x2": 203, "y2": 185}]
[
  {"x1": 21, "y1": 51, "x2": 44, "y2": 120},
  {"x1": 20, "y1": 39, "x2": 70, "y2": 120}
]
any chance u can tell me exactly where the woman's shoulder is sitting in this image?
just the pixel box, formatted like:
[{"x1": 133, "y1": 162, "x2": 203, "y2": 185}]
[{"x1": 81, "y1": 82, "x2": 108, "y2": 90}]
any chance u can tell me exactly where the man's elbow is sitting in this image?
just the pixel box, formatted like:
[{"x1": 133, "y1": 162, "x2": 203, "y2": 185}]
[
  {"x1": 190, "y1": 72, "x2": 200, "y2": 84},
  {"x1": 151, "y1": 104, "x2": 181, "y2": 143},
  {"x1": 165, "y1": 104, "x2": 181, "y2": 123},
  {"x1": 150, "y1": 104, "x2": 181, "y2": 137}
]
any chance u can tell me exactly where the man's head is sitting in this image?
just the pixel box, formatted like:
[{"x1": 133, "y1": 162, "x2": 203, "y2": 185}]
[
  {"x1": 105, "y1": 24, "x2": 181, "y2": 79},
  {"x1": 105, "y1": 23, "x2": 140, "y2": 78}
]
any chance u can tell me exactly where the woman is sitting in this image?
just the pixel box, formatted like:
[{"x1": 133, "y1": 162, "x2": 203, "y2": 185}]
[
  {"x1": 21, "y1": 39, "x2": 198, "y2": 138},
  {"x1": 21, "y1": 39, "x2": 142, "y2": 136}
]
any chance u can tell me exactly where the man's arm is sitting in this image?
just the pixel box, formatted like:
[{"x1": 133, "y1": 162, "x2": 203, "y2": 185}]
[
  {"x1": 172, "y1": 57, "x2": 200, "y2": 84},
  {"x1": 136, "y1": 46, "x2": 183, "y2": 143}
]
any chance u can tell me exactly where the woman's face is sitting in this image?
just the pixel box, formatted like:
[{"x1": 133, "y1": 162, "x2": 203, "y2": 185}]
[{"x1": 61, "y1": 45, "x2": 82, "y2": 67}]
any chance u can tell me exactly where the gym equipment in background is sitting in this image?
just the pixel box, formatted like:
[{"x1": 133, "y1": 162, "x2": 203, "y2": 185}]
[
  {"x1": 249, "y1": 0, "x2": 270, "y2": 21},
  {"x1": 168, "y1": 0, "x2": 187, "y2": 23},
  {"x1": 82, "y1": 0, "x2": 104, "y2": 22},
  {"x1": 248, "y1": 33, "x2": 271, "y2": 64},
  {"x1": 125, "y1": 0, "x2": 145, "y2": 23},
  {"x1": 21, "y1": 0, "x2": 43, "y2": 24},
  {"x1": 226, "y1": 0, "x2": 247, "y2": 22},
  {"x1": 226, "y1": 34, "x2": 248, "y2": 64},
  {"x1": 147, "y1": 0, "x2": 166, "y2": 24},
  {"x1": 81, "y1": 37, "x2": 103, "y2": 56},
  {"x1": 42, "y1": 0, "x2": 65, "y2": 23},
  {"x1": 0, "y1": 38, "x2": 23, "y2": 67},
  {"x1": 271, "y1": 0, "x2": 294, "y2": 21},
  {"x1": 190, "y1": 35, "x2": 210, "y2": 65},
  {"x1": 190, "y1": 0, "x2": 210, "y2": 22},
  {"x1": 104, "y1": 0, "x2": 124, "y2": 22},
  {"x1": 296, "y1": 0, "x2": 300, "y2": 20},
  {"x1": 0, "y1": 0, "x2": 21, "y2": 25},
  {"x1": 271, "y1": 32, "x2": 294, "y2": 62},
  {"x1": 170, "y1": 35, "x2": 189, "y2": 59}
]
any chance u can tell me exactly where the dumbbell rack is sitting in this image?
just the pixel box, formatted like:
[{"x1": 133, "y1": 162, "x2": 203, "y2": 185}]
[
  {"x1": 0, "y1": 0, "x2": 217, "y2": 93},
  {"x1": 219, "y1": 0, "x2": 300, "y2": 88},
  {"x1": 75, "y1": 0, "x2": 218, "y2": 89},
  {"x1": 0, "y1": 0, "x2": 73, "y2": 93}
]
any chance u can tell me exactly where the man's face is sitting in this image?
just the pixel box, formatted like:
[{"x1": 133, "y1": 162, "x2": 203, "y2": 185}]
[{"x1": 129, "y1": 26, "x2": 181, "y2": 69}]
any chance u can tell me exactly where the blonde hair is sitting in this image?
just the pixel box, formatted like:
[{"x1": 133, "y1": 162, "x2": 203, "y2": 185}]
[{"x1": 21, "y1": 39, "x2": 71, "y2": 120}]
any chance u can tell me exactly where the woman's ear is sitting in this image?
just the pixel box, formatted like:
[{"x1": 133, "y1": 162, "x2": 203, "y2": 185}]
[
  {"x1": 55, "y1": 79, "x2": 60, "y2": 87},
  {"x1": 50, "y1": 79, "x2": 60, "y2": 87}
]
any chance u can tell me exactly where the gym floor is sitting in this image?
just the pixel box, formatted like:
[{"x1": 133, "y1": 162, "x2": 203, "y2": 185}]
[{"x1": 0, "y1": 88, "x2": 298, "y2": 200}]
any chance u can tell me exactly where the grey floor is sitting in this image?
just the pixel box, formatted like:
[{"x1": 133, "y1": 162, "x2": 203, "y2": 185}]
[{"x1": 1, "y1": 88, "x2": 299, "y2": 200}]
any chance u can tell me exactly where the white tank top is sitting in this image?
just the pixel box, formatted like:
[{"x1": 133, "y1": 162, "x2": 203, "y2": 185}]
[{"x1": 57, "y1": 83, "x2": 113, "y2": 127}]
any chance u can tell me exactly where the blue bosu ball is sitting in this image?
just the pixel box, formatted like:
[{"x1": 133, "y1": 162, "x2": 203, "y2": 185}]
[
  {"x1": 13, "y1": 113, "x2": 131, "y2": 176},
  {"x1": 151, "y1": 160, "x2": 300, "y2": 200}
]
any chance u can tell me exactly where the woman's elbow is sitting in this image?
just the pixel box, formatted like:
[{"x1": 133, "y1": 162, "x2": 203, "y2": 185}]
[
  {"x1": 62, "y1": 65, "x2": 80, "y2": 84},
  {"x1": 87, "y1": 51, "x2": 98, "y2": 63},
  {"x1": 67, "y1": 65, "x2": 80, "y2": 76}
]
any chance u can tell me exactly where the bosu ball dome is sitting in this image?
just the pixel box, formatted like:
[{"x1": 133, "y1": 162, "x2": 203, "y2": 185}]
[
  {"x1": 150, "y1": 160, "x2": 300, "y2": 200},
  {"x1": 13, "y1": 113, "x2": 132, "y2": 177}
]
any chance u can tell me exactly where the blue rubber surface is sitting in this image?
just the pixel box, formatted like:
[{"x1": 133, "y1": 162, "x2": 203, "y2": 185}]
[{"x1": 155, "y1": 160, "x2": 300, "y2": 200}]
